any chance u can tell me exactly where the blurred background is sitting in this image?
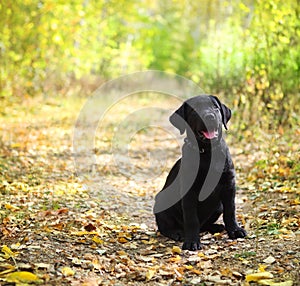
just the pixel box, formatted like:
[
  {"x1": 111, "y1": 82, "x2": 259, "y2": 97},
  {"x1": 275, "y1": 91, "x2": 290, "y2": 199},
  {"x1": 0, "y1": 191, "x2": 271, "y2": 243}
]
[
  {"x1": 0, "y1": 3, "x2": 299, "y2": 283},
  {"x1": 0, "y1": 0, "x2": 299, "y2": 129}
]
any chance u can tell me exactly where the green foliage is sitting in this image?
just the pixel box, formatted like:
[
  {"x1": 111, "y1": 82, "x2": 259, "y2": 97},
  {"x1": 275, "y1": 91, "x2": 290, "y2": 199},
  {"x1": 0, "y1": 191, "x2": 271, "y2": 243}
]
[
  {"x1": 234, "y1": 251, "x2": 257, "y2": 259},
  {"x1": 0, "y1": 0, "x2": 299, "y2": 128}
]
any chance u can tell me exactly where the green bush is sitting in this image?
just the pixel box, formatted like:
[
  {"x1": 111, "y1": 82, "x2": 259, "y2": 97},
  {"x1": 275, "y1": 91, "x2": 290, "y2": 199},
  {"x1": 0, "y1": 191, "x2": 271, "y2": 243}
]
[{"x1": 0, "y1": 0, "x2": 299, "y2": 128}]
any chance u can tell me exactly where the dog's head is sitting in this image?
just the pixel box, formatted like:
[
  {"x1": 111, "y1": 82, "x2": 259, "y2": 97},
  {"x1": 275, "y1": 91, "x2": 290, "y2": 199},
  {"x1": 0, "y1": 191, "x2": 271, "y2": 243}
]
[{"x1": 170, "y1": 95, "x2": 231, "y2": 143}]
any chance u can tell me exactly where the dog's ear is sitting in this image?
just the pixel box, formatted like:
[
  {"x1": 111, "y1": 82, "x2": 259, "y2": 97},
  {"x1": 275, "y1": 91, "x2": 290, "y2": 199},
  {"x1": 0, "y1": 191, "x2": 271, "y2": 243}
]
[
  {"x1": 169, "y1": 102, "x2": 187, "y2": 135},
  {"x1": 209, "y1": 95, "x2": 232, "y2": 130}
]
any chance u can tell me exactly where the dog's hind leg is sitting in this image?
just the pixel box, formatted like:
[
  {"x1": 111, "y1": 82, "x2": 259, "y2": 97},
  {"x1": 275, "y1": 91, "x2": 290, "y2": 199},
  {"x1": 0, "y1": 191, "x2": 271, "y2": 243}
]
[
  {"x1": 155, "y1": 209, "x2": 184, "y2": 241},
  {"x1": 200, "y1": 203, "x2": 225, "y2": 234}
]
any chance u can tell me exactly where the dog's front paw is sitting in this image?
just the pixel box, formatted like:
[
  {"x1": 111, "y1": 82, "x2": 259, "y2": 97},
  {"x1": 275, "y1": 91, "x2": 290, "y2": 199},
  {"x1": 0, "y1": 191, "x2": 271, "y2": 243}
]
[
  {"x1": 182, "y1": 241, "x2": 202, "y2": 251},
  {"x1": 227, "y1": 227, "x2": 247, "y2": 239}
]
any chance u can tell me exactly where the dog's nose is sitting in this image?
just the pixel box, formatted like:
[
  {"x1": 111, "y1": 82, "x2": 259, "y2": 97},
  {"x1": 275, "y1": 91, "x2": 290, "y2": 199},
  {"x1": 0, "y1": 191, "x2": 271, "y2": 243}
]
[{"x1": 204, "y1": 113, "x2": 215, "y2": 121}]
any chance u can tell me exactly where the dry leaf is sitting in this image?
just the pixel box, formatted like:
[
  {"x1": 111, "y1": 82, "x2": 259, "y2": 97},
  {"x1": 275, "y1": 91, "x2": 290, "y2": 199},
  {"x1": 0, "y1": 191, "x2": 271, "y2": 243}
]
[
  {"x1": 84, "y1": 223, "x2": 97, "y2": 232},
  {"x1": 61, "y1": 266, "x2": 75, "y2": 277},
  {"x1": 35, "y1": 263, "x2": 51, "y2": 270},
  {"x1": 0, "y1": 264, "x2": 16, "y2": 276},
  {"x1": 118, "y1": 237, "x2": 128, "y2": 243},
  {"x1": 145, "y1": 268, "x2": 156, "y2": 280},
  {"x1": 168, "y1": 255, "x2": 181, "y2": 262},
  {"x1": 207, "y1": 275, "x2": 232, "y2": 284},
  {"x1": 198, "y1": 260, "x2": 213, "y2": 269},
  {"x1": 71, "y1": 230, "x2": 97, "y2": 236},
  {"x1": 263, "y1": 255, "x2": 276, "y2": 264}
]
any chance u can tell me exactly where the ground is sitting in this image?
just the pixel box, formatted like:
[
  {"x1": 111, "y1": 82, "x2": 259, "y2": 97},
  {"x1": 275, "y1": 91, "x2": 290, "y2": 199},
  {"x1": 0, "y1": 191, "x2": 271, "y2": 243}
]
[{"x1": 0, "y1": 94, "x2": 299, "y2": 285}]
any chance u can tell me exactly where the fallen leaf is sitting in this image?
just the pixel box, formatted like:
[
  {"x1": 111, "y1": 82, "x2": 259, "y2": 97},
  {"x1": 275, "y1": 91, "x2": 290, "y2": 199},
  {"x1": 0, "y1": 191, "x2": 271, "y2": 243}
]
[
  {"x1": 232, "y1": 271, "x2": 243, "y2": 278},
  {"x1": 118, "y1": 237, "x2": 128, "y2": 243},
  {"x1": 137, "y1": 255, "x2": 154, "y2": 262},
  {"x1": 263, "y1": 255, "x2": 276, "y2": 264},
  {"x1": 246, "y1": 271, "x2": 274, "y2": 282},
  {"x1": 35, "y1": 263, "x2": 51, "y2": 270},
  {"x1": 10, "y1": 243, "x2": 21, "y2": 250},
  {"x1": 71, "y1": 257, "x2": 82, "y2": 266},
  {"x1": 184, "y1": 265, "x2": 193, "y2": 270},
  {"x1": 71, "y1": 230, "x2": 97, "y2": 236},
  {"x1": 5, "y1": 271, "x2": 40, "y2": 283},
  {"x1": 92, "y1": 236, "x2": 104, "y2": 244},
  {"x1": 81, "y1": 278, "x2": 102, "y2": 286},
  {"x1": 61, "y1": 266, "x2": 75, "y2": 277},
  {"x1": 96, "y1": 249, "x2": 106, "y2": 255},
  {"x1": 207, "y1": 275, "x2": 232, "y2": 284},
  {"x1": 189, "y1": 277, "x2": 201, "y2": 284},
  {"x1": 56, "y1": 208, "x2": 69, "y2": 215},
  {"x1": 172, "y1": 246, "x2": 181, "y2": 254},
  {"x1": 259, "y1": 264, "x2": 267, "y2": 272},
  {"x1": 145, "y1": 268, "x2": 156, "y2": 280},
  {"x1": 191, "y1": 268, "x2": 201, "y2": 275},
  {"x1": 1, "y1": 245, "x2": 17, "y2": 259},
  {"x1": 117, "y1": 250, "x2": 127, "y2": 256},
  {"x1": 0, "y1": 264, "x2": 16, "y2": 275},
  {"x1": 198, "y1": 260, "x2": 213, "y2": 269},
  {"x1": 84, "y1": 223, "x2": 97, "y2": 232},
  {"x1": 5, "y1": 204, "x2": 19, "y2": 211},
  {"x1": 168, "y1": 255, "x2": 181, "y2": 262}
]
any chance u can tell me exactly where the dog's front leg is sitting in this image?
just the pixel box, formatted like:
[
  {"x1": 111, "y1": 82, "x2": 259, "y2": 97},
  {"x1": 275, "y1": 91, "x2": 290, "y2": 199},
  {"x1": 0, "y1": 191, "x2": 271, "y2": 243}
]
[
  {"x1": 181, "y1": 192, "x2": 202, "y2": 250},
  {"x1": 180, "y1": 144, "x2": 202, "y2": 250},
  {"x1": 222, "y1": 184, "x2": 247, "y2": 239}
]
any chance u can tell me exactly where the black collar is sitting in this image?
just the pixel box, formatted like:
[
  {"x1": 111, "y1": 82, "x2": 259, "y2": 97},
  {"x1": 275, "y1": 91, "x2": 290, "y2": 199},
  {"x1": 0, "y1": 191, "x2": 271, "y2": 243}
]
[{"x1": 184, "y1": 138, "x2": 221, "y2": 154}]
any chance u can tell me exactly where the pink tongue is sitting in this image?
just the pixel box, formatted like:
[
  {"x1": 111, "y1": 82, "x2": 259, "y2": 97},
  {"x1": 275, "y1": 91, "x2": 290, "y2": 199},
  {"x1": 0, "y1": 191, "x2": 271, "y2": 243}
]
[{"x1": 202, "y1": 130, "x2": 217, "y2": 139}]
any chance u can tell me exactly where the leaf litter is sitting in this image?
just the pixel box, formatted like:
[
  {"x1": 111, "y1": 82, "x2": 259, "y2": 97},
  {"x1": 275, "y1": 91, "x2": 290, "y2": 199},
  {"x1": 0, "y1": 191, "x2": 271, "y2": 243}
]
[{"x1": 0, "y1": 96, "x2": 299, "y2": 285}]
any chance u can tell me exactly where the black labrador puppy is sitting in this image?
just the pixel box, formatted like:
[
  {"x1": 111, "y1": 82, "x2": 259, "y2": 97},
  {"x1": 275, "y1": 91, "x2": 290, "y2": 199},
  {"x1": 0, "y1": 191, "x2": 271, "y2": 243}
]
[{"x1": 154, "y1": 95, "x2": 247, "y2": 251}]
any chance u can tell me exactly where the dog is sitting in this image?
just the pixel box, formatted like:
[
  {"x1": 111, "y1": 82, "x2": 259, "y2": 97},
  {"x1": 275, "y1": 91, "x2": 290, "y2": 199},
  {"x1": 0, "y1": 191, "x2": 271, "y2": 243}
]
[{"x1": 153, "y1": 95, "x2": 247, "y2": 251}]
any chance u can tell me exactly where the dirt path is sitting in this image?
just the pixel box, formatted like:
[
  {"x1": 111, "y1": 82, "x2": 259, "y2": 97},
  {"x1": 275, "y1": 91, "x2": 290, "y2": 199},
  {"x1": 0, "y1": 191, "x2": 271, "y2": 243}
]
[{"x1": 0, "y1": 96, "x2": 299, "y2": 285}]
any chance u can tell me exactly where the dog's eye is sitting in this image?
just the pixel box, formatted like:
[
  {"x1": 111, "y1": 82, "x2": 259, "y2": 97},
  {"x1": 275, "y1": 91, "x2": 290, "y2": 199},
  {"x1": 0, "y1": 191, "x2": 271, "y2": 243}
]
[{"x1": 212, "y1": 105, "x2": 219, "y2": 110}]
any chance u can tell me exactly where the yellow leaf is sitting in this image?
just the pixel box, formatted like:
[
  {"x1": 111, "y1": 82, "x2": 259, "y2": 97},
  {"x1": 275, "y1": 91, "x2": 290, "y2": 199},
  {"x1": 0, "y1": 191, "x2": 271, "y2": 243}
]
[
  {"x1": 168, "y1": 255, "x2": 181, "y2": 262},
  {"x1": 5, "y1": 271, "x2": 40, "y2": 283},
  {"x1": 172, "y1": 246, "x2": 182, "y2": 254},
  {"x1": 0, "y1": 264, "x2": 16, "y2": 275},
  {"x1": 71, "y1": 230, "x2": 97, "y2": 236},
  {"x1": 118, "y1": 237, "x2": 128, "y2": 243},
  {"x1": 197, "y1": 252, "x2": 206, "y2": 258},
  {"x1": 92, "y1": 236, "x2": 103, "y2": 244},
  {"x1": 5, "y1": 204, "x2": 19, "y2": 211},
  {"x1": 146, "y1": 269, "x2": 156, "y2": 280},
  {"x1": 1, "y1": 245, "x2": 17, "y2": 259},
  {"x1": 184, "y1": 265, "x2": 193, "y2": 270},
  {"x1": 61, "y1": 267, "x2": 75, "y2": 277},
  {"x1": 246, "y1": 271, "x2": 274, "y2": 282},
  {"x1": 259, "y1": 264, "x2": 267, "y2": 272},
  {"x1": 191, "y1": 269, "x2": 201, "y2": 275},
  {"x1": 117, "y1": 250, "x2": 127, "y2": 256}
]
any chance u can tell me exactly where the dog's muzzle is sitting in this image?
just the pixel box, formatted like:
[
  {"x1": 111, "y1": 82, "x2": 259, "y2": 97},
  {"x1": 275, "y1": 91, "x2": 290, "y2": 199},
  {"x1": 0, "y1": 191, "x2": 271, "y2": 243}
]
[{"x1": 198, "y1": 113, "x2": 220, "y2": 140}]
